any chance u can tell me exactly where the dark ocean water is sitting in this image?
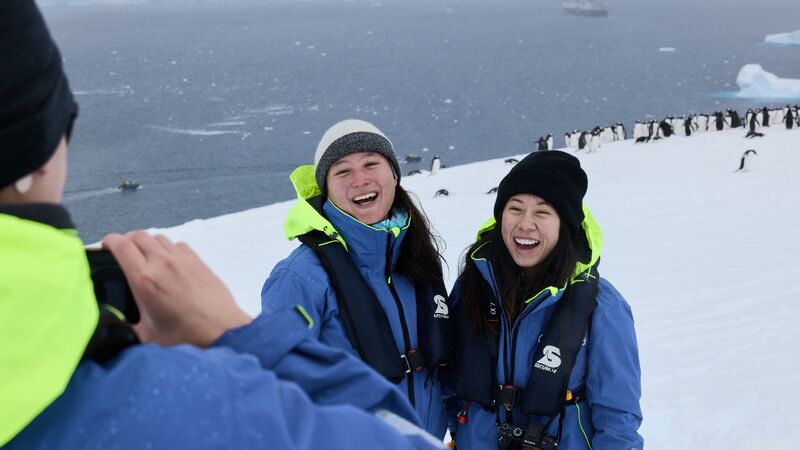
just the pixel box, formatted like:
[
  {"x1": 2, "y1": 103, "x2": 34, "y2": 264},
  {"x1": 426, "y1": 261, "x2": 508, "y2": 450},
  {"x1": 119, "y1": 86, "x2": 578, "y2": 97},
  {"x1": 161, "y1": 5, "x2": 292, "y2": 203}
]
[{"x1": 42, "y1": 0, "x2": 800, "y2": 242}]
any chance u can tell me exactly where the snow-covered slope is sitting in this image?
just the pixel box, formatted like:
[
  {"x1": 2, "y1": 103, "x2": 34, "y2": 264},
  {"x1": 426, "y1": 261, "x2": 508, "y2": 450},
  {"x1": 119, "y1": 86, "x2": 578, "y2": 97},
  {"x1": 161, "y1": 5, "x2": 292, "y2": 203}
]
[
  {"x1": 736, "y1": 64, "x2": 800, "y2": 99},
  {"x1": 152, "y1": 125, "x2": 800, "y2": 449}
]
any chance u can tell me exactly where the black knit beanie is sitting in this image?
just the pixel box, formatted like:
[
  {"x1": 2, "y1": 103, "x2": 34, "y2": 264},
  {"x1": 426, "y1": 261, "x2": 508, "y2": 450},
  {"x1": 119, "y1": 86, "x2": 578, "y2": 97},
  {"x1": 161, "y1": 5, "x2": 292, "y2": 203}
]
[
  {"x1": 0, "y1": 0, "x2": 78, "y2": 189},
  {"x1": 494, "y1": 150, "x2": 588, "y2": 242}
]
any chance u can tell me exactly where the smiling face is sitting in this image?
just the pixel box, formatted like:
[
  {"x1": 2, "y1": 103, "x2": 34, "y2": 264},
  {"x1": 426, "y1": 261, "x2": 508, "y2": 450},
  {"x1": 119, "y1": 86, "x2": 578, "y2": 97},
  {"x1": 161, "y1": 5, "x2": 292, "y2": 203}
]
[
  {"x1": 325, "y1": 151, "x2": 397, "y2": 224},
  {"x1": 500, "y1": 194, "x2": 561, "y2": 270}
]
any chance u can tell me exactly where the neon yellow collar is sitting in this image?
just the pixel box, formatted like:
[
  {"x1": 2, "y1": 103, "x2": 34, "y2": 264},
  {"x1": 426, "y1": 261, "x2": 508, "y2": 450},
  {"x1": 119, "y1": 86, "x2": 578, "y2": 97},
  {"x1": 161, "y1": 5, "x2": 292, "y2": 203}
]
[{"x1": 0, "y1": 212, "x2": 98, "y2": 446}]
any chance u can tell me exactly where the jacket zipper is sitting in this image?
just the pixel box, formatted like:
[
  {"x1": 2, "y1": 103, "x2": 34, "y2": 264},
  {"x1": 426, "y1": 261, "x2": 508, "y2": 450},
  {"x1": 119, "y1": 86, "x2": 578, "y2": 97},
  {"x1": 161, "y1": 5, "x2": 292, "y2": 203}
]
[{"x1": 385, "y1": 233, "x2": 416, "y2": 407}]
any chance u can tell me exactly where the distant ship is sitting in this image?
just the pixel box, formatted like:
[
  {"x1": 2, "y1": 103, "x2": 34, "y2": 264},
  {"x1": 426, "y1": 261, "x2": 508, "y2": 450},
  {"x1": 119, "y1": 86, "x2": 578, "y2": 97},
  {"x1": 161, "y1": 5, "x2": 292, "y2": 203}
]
[{"x1": 563, "y1": 0, "x2": 608, "y2": 17}]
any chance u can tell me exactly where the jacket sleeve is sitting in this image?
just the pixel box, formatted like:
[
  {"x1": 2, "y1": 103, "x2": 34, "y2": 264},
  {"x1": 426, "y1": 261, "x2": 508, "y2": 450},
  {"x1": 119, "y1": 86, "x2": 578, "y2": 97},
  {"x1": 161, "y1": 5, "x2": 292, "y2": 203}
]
[
  {"x1": 586, "y1": 279, "x2": 644, "y2": 449},
  {"x1": 261, "y1": 260, "x2": 326, "y2": 339},
  {"x1": 221, "y1": 349, "x2": 444, "y2": 449},
  {"x1": 214, "y1": 306, "x2": 421, "y2": 427}
]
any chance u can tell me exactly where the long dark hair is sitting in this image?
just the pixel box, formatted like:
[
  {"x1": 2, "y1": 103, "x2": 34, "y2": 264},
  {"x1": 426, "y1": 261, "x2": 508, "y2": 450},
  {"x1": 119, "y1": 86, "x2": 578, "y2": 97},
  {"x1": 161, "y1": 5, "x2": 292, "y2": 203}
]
[
  {"x1": 458, "y1": 218, "x2": 578, "y2": 336},
  {"x1": 394, "y1": 185, "x2": 445, "y2": 285}
]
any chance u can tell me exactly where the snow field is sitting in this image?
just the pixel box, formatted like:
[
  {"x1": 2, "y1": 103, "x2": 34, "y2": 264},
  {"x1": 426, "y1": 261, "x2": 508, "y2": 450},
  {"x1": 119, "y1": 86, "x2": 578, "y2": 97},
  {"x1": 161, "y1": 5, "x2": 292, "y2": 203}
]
[{"x1": 152, "y1": 125, "x2": 800, "y2": 449}]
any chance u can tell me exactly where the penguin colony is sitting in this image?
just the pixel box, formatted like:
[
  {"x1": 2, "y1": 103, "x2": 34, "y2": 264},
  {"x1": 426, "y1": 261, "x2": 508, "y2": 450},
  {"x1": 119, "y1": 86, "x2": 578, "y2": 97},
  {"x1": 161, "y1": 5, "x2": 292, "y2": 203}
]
[
  {"x1": 406, "y1": 103, "x2": 797, "y2": 198},
  {"x1": 556, "y1": 104, "x2": 799, "y2": 152}
]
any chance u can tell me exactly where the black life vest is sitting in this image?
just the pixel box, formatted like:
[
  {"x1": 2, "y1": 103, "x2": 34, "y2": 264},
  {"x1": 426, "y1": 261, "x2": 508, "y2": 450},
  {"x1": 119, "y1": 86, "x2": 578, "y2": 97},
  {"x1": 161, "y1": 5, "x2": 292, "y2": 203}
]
[
  {"x1": 447, "y1": 258, "x2": 599, "y2": 426},
  {"x1": 298, "y1": 199, "x2": 451, "y2": 384}
]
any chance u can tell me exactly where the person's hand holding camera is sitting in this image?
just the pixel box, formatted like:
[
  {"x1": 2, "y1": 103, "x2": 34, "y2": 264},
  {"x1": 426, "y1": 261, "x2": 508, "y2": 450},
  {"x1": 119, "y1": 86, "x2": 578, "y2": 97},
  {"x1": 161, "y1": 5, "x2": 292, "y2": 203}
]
[{"x1": 103, "y1": 231, "x2": 252, "y2": 348}]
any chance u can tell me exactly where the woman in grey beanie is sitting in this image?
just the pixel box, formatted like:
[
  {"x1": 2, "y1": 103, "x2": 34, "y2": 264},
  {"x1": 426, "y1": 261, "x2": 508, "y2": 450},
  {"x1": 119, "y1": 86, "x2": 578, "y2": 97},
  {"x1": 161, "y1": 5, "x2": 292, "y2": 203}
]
[{"x1": 260, "y1": 119, "x2": 452, "y2": 439}]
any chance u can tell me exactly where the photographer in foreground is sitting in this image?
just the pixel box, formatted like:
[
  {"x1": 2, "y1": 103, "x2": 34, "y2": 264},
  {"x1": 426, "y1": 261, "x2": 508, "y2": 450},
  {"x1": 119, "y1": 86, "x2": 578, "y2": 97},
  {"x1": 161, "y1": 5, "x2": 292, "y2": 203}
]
[{"x1": 0, "y1": 1, "x2": 441, "y2": 448}]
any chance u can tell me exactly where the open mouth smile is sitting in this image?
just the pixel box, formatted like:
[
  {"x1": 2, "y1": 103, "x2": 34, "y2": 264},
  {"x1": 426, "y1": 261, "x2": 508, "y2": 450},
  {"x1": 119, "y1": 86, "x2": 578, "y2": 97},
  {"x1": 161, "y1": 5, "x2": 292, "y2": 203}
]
[
  {"x1": 352, "y1": 192, "x2": 378, "y2": 207},
  {"x1": 514, "y1": 237, "x2": 540, "y2": 251}
]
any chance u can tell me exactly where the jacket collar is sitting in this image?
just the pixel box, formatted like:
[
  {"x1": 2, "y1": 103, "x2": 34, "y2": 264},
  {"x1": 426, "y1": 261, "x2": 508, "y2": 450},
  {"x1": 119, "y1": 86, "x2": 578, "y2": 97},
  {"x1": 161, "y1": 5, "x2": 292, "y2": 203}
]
[
  {"x1": 283, "y1": 165, "x2": 408, "y2": 272},
  {"x1": 0, "y1": 203, "x2": 98, "y2": 446},
  {"x1": 323, "y1": 199, "x2": 408, "y2": 271},
  {"x1": 470, "y1": 205, "x2": 604, "y2": 309},
  {"x1": 0, "y1": 202, "x2": 75, "y2": 230}
]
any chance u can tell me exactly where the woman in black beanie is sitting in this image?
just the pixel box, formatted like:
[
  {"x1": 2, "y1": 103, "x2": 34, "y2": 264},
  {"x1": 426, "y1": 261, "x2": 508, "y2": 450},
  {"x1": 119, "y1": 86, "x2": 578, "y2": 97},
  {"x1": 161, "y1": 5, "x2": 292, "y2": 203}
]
[{"x1": 443, "y1": 151, "x2": 643, "y2": 450}]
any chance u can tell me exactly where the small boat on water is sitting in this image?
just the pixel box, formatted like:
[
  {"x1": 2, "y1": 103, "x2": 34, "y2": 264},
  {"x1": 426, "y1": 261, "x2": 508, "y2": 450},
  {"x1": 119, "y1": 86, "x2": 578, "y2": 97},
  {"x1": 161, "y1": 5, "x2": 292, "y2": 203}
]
[
  {"x1": 404, "y1": 153, "x2": 422, "y2": 163},
  {"x1": 118, "y1": 180, "x2": 141, "y2": 192},
  {"x1": 563, "y1": 0, "x2": 608, "y2": 17}
]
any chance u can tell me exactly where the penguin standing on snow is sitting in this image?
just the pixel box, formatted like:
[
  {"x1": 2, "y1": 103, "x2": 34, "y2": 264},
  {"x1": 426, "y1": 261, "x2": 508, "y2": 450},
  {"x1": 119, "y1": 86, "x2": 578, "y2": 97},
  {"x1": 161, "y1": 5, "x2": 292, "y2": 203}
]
[
  {"x1": 736, "y1": 149, "x2": 757, "y2": 171},
  {"x1": 684, "y1": 116, "x2": 694, "y2": 137},
  {"x1": 729, "y1": 109, "x2": 742, "y2": 128},
  {"x1": 430, "y1": 155, "x2": 441, "y2": 176},
  {"x1": 588, "y1": 130, "x2": 600, "y2": 152},
  {"x1": 546, "y1": 133, "x2": 553, "y2": 150},
  {"x1": 785, "y1": 105, "x2": 795, "y2": 130},
  {"x1": 761, "y1": 108, "x2": 770, "y2": 127},
  {"x1": 564, "y1": 132, "x2": 571, "y2": 149},
  {"x1": 578, "y1": 131, "x2": 589, "y2": 150},
  {"x1": 614, "y1": 121, "x2": 626, "y2": 141}
]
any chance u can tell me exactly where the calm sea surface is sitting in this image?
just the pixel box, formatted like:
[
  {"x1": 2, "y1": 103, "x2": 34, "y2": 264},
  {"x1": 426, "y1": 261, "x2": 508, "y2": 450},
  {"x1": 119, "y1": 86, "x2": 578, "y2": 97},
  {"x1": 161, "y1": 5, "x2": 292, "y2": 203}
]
[{"x1": 42, "y1": 0, "x2": 800, "y2": 242}]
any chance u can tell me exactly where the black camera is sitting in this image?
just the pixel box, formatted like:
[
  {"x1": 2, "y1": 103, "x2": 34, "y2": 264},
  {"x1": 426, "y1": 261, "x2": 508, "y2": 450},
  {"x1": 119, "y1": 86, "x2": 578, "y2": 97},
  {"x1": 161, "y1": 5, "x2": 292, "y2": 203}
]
[{"x1": 85, "y1": 249, "x2": 140, "y2": 324}]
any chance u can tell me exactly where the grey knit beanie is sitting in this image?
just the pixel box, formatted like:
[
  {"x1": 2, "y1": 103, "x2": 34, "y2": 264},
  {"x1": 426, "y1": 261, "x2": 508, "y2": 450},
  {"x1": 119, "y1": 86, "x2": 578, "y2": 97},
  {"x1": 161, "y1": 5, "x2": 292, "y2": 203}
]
[{"x1": 314, "y1": 119, "x2": 400, "y2": 195}]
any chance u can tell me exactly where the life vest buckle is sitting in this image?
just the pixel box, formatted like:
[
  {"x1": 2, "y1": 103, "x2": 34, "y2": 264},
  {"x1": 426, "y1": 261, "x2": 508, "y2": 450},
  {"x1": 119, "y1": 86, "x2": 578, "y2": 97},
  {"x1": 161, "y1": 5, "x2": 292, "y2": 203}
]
[
  {"x1": 401, "y1": 349, "x2": 426, "y2": 374},
  {"x1": 492, "y1": 384, "x2": 522, "y2": 409}
]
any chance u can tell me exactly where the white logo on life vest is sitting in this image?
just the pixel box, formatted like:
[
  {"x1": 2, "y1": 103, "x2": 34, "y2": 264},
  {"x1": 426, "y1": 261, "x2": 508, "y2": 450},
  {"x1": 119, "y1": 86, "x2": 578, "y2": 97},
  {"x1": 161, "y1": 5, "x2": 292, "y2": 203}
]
[
  {"x1": 433, "y1": 295, "x2": 449, "y2": 319},
  {"x1": 534, "y1": 345, "x2": 561, "y2": 374}
]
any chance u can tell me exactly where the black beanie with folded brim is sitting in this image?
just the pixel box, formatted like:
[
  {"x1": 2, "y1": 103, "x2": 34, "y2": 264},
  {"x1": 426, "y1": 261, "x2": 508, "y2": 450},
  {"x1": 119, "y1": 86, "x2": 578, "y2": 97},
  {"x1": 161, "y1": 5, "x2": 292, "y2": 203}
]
[
  {"x1": 494, "y1": 150, "x2": 588, "y2": 250},
  {"x1": 0, "y1": 0, "x2": 78, "y2": 189}
]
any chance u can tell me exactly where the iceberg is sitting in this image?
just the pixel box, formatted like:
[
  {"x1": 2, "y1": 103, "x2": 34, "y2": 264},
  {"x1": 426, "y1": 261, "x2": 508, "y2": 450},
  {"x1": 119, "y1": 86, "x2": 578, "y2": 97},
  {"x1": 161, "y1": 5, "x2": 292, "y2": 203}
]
[
  {"x1": 735, "y1": 64, "x2": 800, "y2": 99},
  {"x1": 765, "y1": 30, "x2": 800, "y2": 46}
]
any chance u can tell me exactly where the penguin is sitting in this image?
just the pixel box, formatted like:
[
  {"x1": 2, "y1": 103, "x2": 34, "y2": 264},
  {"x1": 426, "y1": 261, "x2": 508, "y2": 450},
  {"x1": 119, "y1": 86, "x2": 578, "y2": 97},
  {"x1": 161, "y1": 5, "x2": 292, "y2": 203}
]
[
  {"x1": 537, "y1": 136, "x2": 548, "y2": 151},
  {"x1": 569, "y1": 130, "x2": 581, "y2": 148},
  {"x1": 785, "y1": 105, "x2": 795, "y2": 130},
  {"x1": 589, "y1": 131, "x2": 600, "y2": 152},
  {"x1": 684, "y1": 116, "x2": 694, "y2": 137},
  {"x1": 659, "y1": 120, "x2": 675, "y2": 138},
  {"x1": 486, "y1": 187, "x2": 498, "y2": 194},
  {"x1": 504, "y1": 158, "x2": 519, "y2": 165},
  {"x1": 729, "y1": 109, "x2": 742, "y2": 128},
  {"x1": 745, "y1": 130, "x2": 764, "y2": 138},
  {"x1": 761, "y1": 108, "x2": 770, "y2": 127},
  {"x1": 736, "y1": 149, "x2": 757, "y2": 171},
  {"x1": 578, "y1": 132, "x2": 588, "y2": 150},
  {"x1": 430, "y1": 155, "x2": 441, "y2": 176},
  {"x1": 564, "y1": 132, "x2": 571, "y2": 149},
  {"x1": 614, "y1": 122, "x2": 626, "y2": 141},
  {"x1": 713, "y1": 111, "x2": 726, "y2": 131},
  {"x1": 632, "y1": 120, "x2": 642, "y2": 141},
  {"x1": 407, "y1": 169, "x2": 422, "y2": 176},
  {"x1": 546, "y1": 134, "x2": 553, "y2": 150},
  {"x1": 433, "y1": 189, "x2": 449, "y2": 197}
]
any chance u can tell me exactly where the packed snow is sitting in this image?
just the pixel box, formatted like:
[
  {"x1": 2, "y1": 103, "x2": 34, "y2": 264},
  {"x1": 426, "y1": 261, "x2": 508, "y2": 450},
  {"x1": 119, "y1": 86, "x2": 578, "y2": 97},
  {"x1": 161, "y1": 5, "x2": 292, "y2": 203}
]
[
  {"x1": 735, "y1": 64, "x2": 800, "y2": 99},
  {"x1": 764, "y1": 30, "x2": 800, "y2": 46},
  {"x1": 145, "y1": 124, "x2": 800, "y2": 449}
]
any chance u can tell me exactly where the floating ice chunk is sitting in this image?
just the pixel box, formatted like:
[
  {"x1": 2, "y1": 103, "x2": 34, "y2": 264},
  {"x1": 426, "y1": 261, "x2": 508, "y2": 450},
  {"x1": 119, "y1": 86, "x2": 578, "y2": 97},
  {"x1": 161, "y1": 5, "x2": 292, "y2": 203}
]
[
  {"x1": 735, "y1": 64, "x2": 800, "y2": 99},
  {"x1": 443, "y1": 98, "x2": 453, "y2": 104},
  {"x1": 764, "y1": 30, "x2": 800, "y2": 46},
  {"x1": 149, "y1": 125, "x2": 240, "y2": 136},
  {"x1": 659, "y1": 47, "x2": 676, "y2": 52}
]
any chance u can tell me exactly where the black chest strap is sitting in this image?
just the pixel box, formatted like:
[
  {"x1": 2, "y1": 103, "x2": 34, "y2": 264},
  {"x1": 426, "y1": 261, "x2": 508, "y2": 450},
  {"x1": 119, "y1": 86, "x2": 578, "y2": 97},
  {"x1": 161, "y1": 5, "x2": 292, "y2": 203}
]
[
  {"x1": 299, "y1": 229, "x2": 451, "y2": 383},
  {"x1": 450, "y1": 262, "x2": 599, "y2": 422}
]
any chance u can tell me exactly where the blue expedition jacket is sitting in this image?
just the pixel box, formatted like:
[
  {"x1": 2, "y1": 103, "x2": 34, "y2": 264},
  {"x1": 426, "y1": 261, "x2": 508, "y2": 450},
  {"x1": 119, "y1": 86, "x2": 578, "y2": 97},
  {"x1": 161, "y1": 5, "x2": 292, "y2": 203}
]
[
  {"x1": 261, "y1": 179, "x2": 446, "y2": 439},
  {"x1": 449, "y1": 213, "x2": 643, "y2": 450},
  {"x1": 2, "y1": 205, "x2": 441, "y2": 450}
]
